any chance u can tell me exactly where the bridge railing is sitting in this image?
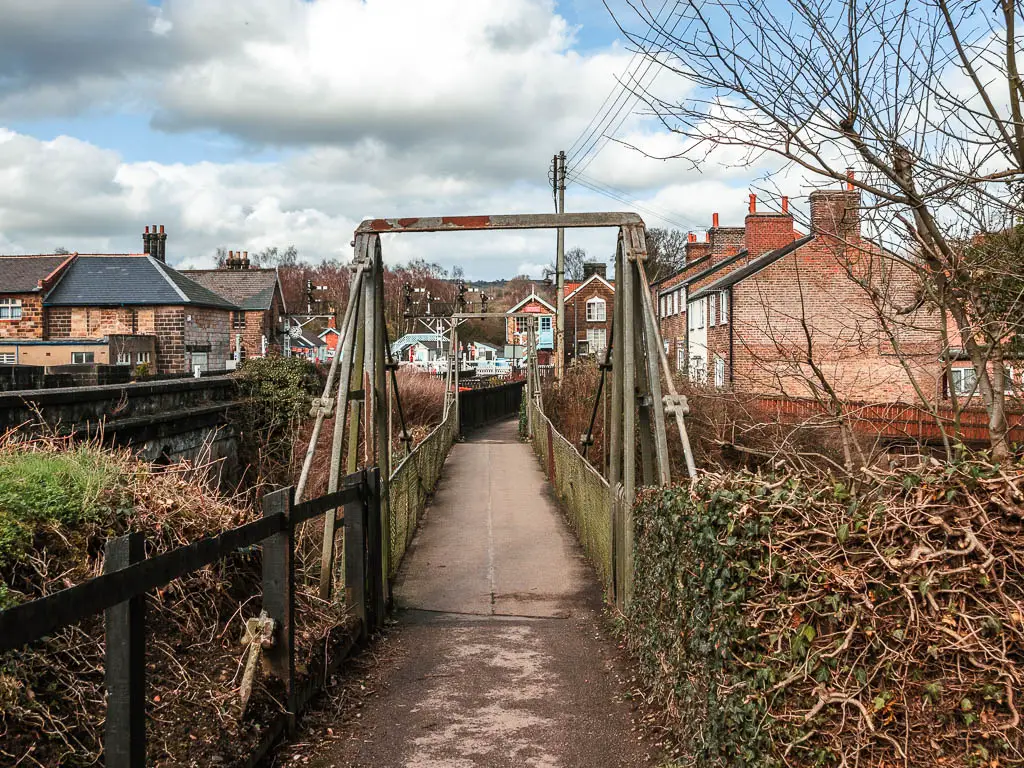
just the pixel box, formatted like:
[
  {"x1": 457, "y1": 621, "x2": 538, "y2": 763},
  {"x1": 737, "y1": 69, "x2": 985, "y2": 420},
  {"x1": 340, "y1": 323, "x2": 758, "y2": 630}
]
[
  {"x1": 526, "y1": 398, "x2": 615, "y2": 592},
  {"x1": 0, "y1": 470, "x2": 383, "y2": 768},
  {"x1": 387, "y1": 405, "x2": 458, "y2": 577},
  {"x1": 458, "y1": 379, "x2": 526, "y2": 432}
]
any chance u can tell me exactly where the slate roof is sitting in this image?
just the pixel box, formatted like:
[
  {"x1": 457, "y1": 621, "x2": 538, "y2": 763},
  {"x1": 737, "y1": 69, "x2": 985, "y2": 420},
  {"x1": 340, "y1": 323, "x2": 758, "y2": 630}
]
[
  {"x1": 179, "y1": 269, "x2": 283, "y2": 311},
  {"x1": 44, "y1": 255, "x2": 238, "y2": 309},
  {"x1": 659, "y1": 251, "x2": 748, "y2": 296},
  {"x1": 0, "y1": 254, "x2": 74, "y2": 293},
  {"x1": 651, "y1": 255, "x2": 710, "y2": 289},
  {"x1": 689, "y1": 235, "x2": 814, "y2": 301}
]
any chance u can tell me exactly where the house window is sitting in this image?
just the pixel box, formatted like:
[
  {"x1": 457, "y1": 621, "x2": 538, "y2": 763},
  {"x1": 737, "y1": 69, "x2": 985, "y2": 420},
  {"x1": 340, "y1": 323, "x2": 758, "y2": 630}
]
[
  {"x1": 673, "y1": 290, "x2": 679, "y2": 315},
  {"x1": 116, "y1": 352, "x2": 132, "y2": 365},
  {"x1": 719, "y1": 290, "x2": 729, "y2": 324},
  {"x1": 714, "y1": 356, "x2": 726, "y2": 388},
  {"x1": 539, "y1": 316, "x2": 552, "y2": 332},
  {"x1": 688, "y1": 304, "x2": 695, "y2": 333},
  {"x1": 587, "y1": 328, "x2": 607, "y2": 353},
  {"x1": 697, "y1": 299, "x2": 705, "y2": 329},
  {"x1": 709, "y1": 294, "x2": 717, "y2": 326},
  {"x1": 0, "y1": 352, "x2": 15, "y2": 364},
  {"x1": 137, "y1": 351, "x2": 151, "y2": 364},
  {"x1": 1003, "y1": 366, "x2": 1018, "y2": 395},
  {"x1": 232, "y1": 311, "x2": 245, "y2": 330},
  {"x1": 72, "y1": 352, "x2": 95, "y2": 364},
  {"x1": 676, "y1": 346, "x2": 685, "y2": 372},
  {"x1": 689, "y1": 354, "x2": 706, "y2": 383},
  {"x1": 515, "y1": 317, "x2": 529, "y2": 334},
  {"x1": 586, "y1": 297, "x2": 607, "y2": 322},
  {"x1": 0, "y1": 298, "x2": 23, "y2": 320},
  {"x1": 951, "y1": 367, "x2": 977, "y2": 396}
]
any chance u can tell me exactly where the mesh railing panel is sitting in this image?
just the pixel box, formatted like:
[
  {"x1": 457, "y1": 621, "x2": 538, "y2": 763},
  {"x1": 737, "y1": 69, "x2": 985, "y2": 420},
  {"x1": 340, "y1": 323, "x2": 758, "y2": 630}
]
[
  {"x1": 387, "y1": 405, "x2": 457, "y2": 577},
  {"x1": 527, "y1": 399, "x2": 613, "y2": 589}
]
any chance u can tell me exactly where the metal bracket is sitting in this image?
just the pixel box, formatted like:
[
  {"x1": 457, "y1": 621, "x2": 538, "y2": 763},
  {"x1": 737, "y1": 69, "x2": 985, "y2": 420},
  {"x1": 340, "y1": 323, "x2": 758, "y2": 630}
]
[
  {"x1": 309, "y1": 397, "x2": 335, "y2": 418},
  {"x1": 663, "y1": 393, "x2": 690, "y2": 415},
  {"x1": 580, "y1": 434, "x2": 595, "y2": 447},
  {"x1": 599, "y1": 361, "x2": 613, "y2": 372},
  {"x1": 385, "y1": 361, "x2": 400, "y2": 372}
]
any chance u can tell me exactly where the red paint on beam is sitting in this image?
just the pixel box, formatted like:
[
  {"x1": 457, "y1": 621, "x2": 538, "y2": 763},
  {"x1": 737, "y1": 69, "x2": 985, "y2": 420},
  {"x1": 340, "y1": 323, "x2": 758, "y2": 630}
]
[
  {"x1": 441, "y1": 216, "x2": 492, "y2": 229},
  {"x1": 398, "y1": 218, "x2": 420, "y2": 227}
]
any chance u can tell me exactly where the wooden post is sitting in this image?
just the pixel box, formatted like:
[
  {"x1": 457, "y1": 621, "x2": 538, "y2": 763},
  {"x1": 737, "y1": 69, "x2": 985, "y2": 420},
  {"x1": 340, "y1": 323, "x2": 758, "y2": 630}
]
[
  {"x1": 104, "y1": 532, "x2": 146, "y2": 768},
  {"x1": 364, "y1": 468, "x2": 385, "y2": 629},
  {"x1": 262, "y1": 487, "x2": 295, "y2": 728},
  {"x1": 345, "y1": 476, "x2": 368, "y2": 638},
  {"x1": 633, "y1": 271, "x2": 656, "y2": 487}
]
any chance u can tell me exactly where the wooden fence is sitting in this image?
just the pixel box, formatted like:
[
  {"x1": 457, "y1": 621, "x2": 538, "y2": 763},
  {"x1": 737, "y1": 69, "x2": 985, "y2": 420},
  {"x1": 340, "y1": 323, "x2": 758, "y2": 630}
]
[{"x1": 0, "y1": 469, "x2": 384, "y2": 768}]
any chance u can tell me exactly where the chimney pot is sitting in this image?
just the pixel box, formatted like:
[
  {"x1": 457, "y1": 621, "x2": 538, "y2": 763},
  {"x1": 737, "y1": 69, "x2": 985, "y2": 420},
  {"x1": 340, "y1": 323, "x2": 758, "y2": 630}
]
[
  {"x1": 846, "y1": 168, "x2": 855, "y2": 191},
  {"x1": 781, "y1": 196, "x2": 789, "y2": 213},
  {"x1": 705, "y1": 232, "x2": 710, "y2": 243},
  {"x1": 241, "y1": 251, "x2": 249, "y2": 269},
  {"x1": 748, "y1": 194, "x2": 757, "y2": 214},
  {"x1": 712, "y1": 212, "x2": 720, "y2": 228},
  {"x1": 159, "y1": 225, "x2": 165, "y2": 234},
  {"x1": 688, "y1": 232, "x2": 697, "y2": 243},
  {"x1": 143, "y1": 226, "x2": 152, "y2": 255}
]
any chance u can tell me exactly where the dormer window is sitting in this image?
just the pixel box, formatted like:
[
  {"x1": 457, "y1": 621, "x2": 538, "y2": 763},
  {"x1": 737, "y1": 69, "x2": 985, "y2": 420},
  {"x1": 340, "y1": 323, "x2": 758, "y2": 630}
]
[{"x1": 586, "y1": 297, "x2": 606, "y2": 322}]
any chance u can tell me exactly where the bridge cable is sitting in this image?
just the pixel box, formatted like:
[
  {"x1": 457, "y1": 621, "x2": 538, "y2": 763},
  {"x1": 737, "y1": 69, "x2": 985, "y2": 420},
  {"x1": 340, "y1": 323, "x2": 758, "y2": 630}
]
[{"x1": 381, "y1": 317, "x2": 413, "y2": 456}]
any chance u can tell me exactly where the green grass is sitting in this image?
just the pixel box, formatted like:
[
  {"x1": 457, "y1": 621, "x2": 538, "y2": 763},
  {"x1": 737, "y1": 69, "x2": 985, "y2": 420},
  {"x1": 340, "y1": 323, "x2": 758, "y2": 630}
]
[{"x1": 0, "y1": 446, "x2": 132, "y2": 573}]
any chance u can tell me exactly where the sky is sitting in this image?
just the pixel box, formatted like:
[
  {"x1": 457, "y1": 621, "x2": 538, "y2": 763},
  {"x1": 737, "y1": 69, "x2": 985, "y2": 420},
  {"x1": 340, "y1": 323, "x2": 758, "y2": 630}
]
[{"x1": 0, "y1": 0, "x2": 781, "y2": 280}]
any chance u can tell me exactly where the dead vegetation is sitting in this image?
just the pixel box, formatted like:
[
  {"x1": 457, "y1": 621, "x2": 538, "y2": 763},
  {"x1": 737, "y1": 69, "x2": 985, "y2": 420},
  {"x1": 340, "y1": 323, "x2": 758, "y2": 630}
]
[{"x1": 0, "y1": 430, "x2": 348, "y2": 767}]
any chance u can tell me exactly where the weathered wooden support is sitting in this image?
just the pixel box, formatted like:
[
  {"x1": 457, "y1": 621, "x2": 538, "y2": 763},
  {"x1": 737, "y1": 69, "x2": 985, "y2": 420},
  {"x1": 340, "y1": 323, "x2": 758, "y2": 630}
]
[
  {"x1": 261, "y1": 487, "x2": 295, "y2": 728},
  {"x1": 104, "y1": 532, "x2": 146, "y2": 768}
]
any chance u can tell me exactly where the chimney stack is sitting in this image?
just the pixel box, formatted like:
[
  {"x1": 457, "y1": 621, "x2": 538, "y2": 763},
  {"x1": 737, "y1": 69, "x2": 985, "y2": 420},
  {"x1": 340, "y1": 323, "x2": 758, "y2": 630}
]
[
  {"x1": 744, "y1": 194, "x2": 796, "y2": 255},
  {"x1": 712, "y1": 212, "x2": 720, "y2": 228},
  {"x1": 143, "y1": 226, "x2": 152, "y2": 255},
  {"x1": 846, "y1": 168, "x2": 855, "y2": 191},
  {"x1": 241, "y1": 251, "x2": 249, "y2": 270},
  {"x1": 154, "y1": 225, "x2": 167, "y2": 263},
  {"x1": 810, "y1": 186, "x2": 861, "y2": 241},
  {"x1": 582, "y1": 261, "x2": 607, "y2": 279}
]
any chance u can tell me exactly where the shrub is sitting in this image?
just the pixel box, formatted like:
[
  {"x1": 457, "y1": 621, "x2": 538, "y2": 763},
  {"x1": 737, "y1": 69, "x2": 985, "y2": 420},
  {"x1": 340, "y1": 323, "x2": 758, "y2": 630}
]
[{"x1": 625, "y1": 459, "x2": 1024, "y2": 766}]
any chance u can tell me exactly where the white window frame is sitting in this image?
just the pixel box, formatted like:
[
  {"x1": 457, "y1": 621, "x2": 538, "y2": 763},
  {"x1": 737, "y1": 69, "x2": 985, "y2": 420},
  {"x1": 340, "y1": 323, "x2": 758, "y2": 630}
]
[
  {"x1": 116, "y1": 352, "x2": 132, "y2": 365},
  {"x1": 719, "y1": 290, "x2": 729, "y2": 325},
  {"x1": 676, "y1": 346, "x2": 685, "y2": 372},
  {"x1": 673, "y1": 290, "x2": 679, "y2": 315},
  {"x1": 951, "y1": 367, "x2": 977, "y2": 396},
  {"x1": 514, "y1": 317, "x2": 528, "y2": 334},
  {"x1": 689, "y1": 354, "x2": 706, "y2": 383},
  {"x1": 697, "y1": 298, "x2": 705, "y2": 329},
  {"x1": 714, "y1": 356, "x2": 726, "y2": 388},
  {"x1": 0, "y1": 298, "x2": 23, "y2": 320},
  {"x1": 136, "y1": 351, "x2": 151, "y2": 364},
  {"x1": 586, "y1": 297, "x2": 607, "y2": 322},
  {"x1": 0, "y1": 352, "x2": 15, "y2": 364},
  {"x1": 71, "y1": 351, "x2": 95, "y2": 364},
  {"x1": 586, "y1": 327, "x2": 607, "y2": 354},
  {"x1": 709, "y1": 294, "x2": 717, "y2": 326}
]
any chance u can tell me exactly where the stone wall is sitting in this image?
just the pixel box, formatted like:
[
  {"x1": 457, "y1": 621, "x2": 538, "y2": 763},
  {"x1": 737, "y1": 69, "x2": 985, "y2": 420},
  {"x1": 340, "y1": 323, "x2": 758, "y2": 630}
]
[{"x1": 184, "y1": 306, "x2": 232, "y2": 371}]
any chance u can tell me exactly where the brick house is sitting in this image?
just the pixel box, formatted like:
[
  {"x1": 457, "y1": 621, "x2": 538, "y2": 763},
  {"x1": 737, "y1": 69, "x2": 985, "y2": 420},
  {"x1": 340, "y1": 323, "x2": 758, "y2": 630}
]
[
  {"x1": 42, "y1": 253, "x2": 239, "y2": 374},
  {"x1": 181, "y1": 252, "x2": 287, "y2": 361},
  {"x1": 505, "y1": 293, "x2": 555, "y2": 366},
  {"x1": 681, "y1": 187, "x2": 947, "y2": 403},
  {"x1": 564, "y1": 263, "x2": 614, "y2": 363}
]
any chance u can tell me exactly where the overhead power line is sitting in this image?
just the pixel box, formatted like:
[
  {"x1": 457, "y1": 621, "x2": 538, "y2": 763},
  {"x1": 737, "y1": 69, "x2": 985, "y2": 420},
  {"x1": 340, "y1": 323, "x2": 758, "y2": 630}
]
[{"x1": 572, "y1": 171, "x2": 702, "y2": 231}]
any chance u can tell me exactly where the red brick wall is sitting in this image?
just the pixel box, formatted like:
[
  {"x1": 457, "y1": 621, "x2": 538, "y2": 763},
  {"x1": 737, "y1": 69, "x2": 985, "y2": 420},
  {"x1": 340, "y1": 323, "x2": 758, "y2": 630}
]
[
  {"x1": 155, "y1": 307, "x2": 186, "y2": 373},
  {"x1": 728, "y1": 237, "x2": 942, "y2": 402},
  {"x1": 0, "y1": 294, "x2": 44, "y2": 339},
  {"x1": 565, "y1": 280, "x2": 614, "y2": 362},
  {"x1": 45, "y1": 307, "x2": 71, "y2": 338},
  {"x1": 183, "y1": 307, "x2": 232, "y2": 372}
]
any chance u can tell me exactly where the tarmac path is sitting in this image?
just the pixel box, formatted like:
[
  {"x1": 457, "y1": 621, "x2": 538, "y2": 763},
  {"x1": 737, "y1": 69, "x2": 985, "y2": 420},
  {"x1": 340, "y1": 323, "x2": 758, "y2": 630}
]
[{"x1": 308, "y1": 418, "x2": 653, "y2": 767}]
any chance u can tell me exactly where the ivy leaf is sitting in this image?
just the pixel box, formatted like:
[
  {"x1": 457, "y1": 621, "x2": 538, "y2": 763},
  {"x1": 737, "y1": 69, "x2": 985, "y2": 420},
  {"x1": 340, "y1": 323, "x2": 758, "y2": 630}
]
[{"x1": 837, "y1": 524, "x2": 849, "y2": 544}]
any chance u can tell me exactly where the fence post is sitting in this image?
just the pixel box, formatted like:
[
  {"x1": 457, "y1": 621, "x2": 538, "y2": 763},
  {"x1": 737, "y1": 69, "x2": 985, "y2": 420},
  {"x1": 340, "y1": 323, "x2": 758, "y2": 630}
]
[
  {"x1": 365, "y1": 467, "x2": 386, "y2": 629},
  {"x1": 345, "y1": 473, "x2": 368, "y2": 639},
  {"x1": 261, "y1": 487, "x2": 295, "y2": 729},
  {"x1": 105, "y1": 532, "x2": 146, "y2": 768}
]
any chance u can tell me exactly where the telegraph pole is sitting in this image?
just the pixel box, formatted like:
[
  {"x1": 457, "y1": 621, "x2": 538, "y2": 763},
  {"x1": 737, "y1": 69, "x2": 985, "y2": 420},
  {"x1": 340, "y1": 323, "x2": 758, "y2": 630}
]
[{"x1": 554, "y1": 150, "x2": 566, "y2": 380}]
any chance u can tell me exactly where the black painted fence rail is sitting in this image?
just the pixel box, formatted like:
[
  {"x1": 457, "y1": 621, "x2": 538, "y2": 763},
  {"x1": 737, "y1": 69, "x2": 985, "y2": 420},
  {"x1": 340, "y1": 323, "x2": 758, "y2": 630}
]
[
  {"x1": 458, "y1": 379, "x2": 525, "y2": 432},
  {"x1": 0, "y1": 468, "x2": 383, "y2": 768}
]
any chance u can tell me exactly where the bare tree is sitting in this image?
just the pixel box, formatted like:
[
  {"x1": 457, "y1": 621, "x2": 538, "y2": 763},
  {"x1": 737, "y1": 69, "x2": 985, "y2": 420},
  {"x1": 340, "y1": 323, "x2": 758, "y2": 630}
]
[
  {"x1": 645, "y1": 227, "x2": 687, "y2": 283},
  {"x1": 617, "y1": 0, "x2": 1024, "y2": 459}
]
